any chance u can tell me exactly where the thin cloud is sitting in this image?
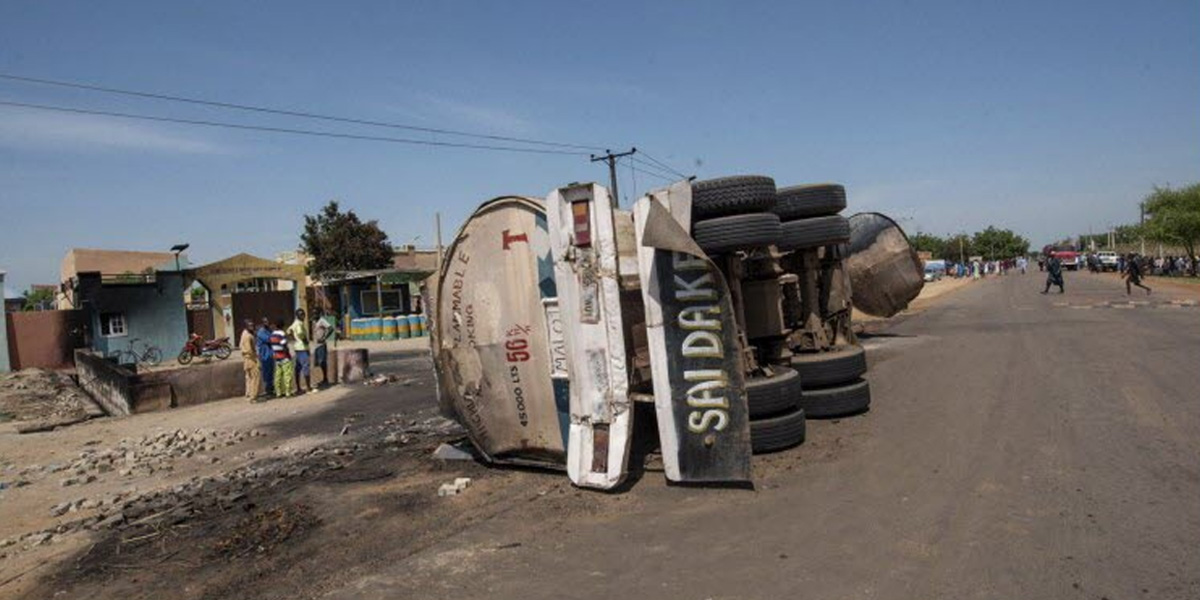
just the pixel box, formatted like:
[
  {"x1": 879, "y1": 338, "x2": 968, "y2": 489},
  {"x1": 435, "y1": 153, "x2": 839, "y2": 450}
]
[
  {"x1": 382, "y1": 91, "x2": 536, "y2": 136},
  {"x1": 0, "y1": 108, "x2": 227, "y2": 154}
]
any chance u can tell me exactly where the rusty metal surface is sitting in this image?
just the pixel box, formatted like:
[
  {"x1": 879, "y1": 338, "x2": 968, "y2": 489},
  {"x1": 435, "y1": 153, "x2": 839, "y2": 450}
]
[{"x1": 846, "y1": 212, "x2": 924, "y2": 318}]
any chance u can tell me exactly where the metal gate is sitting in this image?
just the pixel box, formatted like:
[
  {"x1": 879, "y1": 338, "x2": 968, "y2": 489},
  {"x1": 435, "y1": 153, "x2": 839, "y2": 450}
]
[
  {"x1": 231, "y1": 291, "x2": 294, "y2": 334},
  {"x1": 186, "y1": 307, "x2": 215, "y2": 340}
]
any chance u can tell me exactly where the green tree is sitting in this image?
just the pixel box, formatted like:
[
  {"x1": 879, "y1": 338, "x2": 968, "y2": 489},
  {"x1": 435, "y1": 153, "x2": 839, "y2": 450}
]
[
  {"x1": 971, "y1": 226, "x2": 1030, "y2": 260},
  {"x1": 1142, "y1": 183, "x2": 1200, "y2": 274},
  {"x1": 910, "y1": 232, "x2": 946, "y2": 256},
  {"x1": 301, "y1": 200, "x2": 395, "y2": 277},
  {"x1": 937, "y1": 234, "x2": 974, "y2": 262},
  {"x1": 22, "y1": 287, "x2": 55, "y2": 311}
]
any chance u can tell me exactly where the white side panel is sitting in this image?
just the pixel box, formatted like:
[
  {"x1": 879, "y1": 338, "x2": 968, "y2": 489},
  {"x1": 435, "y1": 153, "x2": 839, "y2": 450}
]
[{"x1": 546, "y1": 184, "x2": 632, "y2": 489}]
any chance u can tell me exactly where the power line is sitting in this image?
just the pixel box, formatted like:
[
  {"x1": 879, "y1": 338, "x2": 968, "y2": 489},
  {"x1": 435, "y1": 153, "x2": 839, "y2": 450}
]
[
  {"x1": 627, "y1": 163, "x2": 674, "y2": 182},
  {"x1": 0, "y1": 72, "x2": 607, "y2": 151},
  {"x1": 0, "y1": 99, "x2": 591, "y2": 155},
  {"x1": 629, "y1": 156, "x2": 680, "y2": 181},
  {"x1": 636, "y1": 149, "x2": 688, "y2": 179}
]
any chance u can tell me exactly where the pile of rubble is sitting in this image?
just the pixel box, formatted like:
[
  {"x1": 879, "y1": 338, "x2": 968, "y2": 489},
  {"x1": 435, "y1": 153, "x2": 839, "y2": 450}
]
[
  {"x1": 0, "y1": 415, "x2": 466, "y2": 557},
  {"x1": 14, "y1": 428, "x2": 261, "y2": 489},
  {"x1": 0, "y1": 369, "x2": 101, "y2": 427}
]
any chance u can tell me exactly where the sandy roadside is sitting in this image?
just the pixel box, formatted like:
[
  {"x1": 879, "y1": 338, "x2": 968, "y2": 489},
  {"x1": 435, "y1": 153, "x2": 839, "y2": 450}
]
[{"x1": 853, "y1": 275, "x2": 978, "y2": 323}]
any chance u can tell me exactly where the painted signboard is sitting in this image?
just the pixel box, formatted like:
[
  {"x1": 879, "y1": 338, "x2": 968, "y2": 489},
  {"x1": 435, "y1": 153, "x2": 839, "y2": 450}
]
[{"x1": 634, "y1": 183, "x2": 753, "y2": 482}]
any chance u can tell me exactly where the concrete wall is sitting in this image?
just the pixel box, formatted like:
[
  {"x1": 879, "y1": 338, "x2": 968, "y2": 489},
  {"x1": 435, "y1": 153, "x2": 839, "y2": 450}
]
[
  {"x1": 6, "y1": 310, "x2": 86, "y2": 370},
  {"x1": 75, "y1": 350, "x2": 135, "y2": 416},
  {"x1": 0, "y1": 271, "x2": 9, "y2": 372},
  {"x1": 77, "y1": 272, "x2": 189, "y2": 359},
  {"x1": 138, "y1": 359, "x2": 244, "y2": 408}
]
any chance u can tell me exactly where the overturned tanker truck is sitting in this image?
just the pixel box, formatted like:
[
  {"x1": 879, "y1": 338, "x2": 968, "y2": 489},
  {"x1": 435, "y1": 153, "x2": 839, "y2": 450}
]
[{"x1": 430, "y1": 176, "x2": 923, "y2": 490}]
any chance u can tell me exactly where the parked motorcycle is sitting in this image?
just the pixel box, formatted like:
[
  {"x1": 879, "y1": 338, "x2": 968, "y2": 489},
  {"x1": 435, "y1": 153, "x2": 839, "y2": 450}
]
[{"x1": 177, "y1": 334, "x2": 233, "y2": 365}]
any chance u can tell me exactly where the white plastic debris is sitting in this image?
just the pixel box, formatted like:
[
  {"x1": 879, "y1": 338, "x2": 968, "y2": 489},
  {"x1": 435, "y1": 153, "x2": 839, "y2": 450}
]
[
  {"x1": 432, "y1": 443, "x2": 474, "y2": 461},
  {"x1": 437, "y1": 477, "x2": 472, "y2": 497}
]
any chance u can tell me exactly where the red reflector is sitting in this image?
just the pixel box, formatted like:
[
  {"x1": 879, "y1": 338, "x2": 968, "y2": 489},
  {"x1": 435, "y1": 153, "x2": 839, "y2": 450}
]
[{"x1": 572, "y1": 200, "x2": 592, "y2": 247}]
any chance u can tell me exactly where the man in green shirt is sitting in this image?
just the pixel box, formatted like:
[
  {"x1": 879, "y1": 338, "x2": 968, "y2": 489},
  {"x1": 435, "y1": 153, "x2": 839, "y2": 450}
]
[
  {"x1": 287, "y1": 308, "x2": 315, "y2": 394},
  {"x1": 311, "y1": 308, "x2": 334, "y2": 389}
]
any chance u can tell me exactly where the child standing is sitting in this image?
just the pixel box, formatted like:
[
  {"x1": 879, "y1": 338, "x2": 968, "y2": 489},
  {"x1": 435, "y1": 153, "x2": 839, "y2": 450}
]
[{"x1": 270, "y1": 321, "x2": 296, "y2": 398}]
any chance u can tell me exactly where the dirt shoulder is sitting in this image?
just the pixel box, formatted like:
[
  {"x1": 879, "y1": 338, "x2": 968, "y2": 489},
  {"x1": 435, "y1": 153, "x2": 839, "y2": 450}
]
[
  {"x1": 0, "y1": 339, "x2": 435, "y2": 598},
  {"x1": 853, "y1": 275, "x2": 977, "y2": 324}
]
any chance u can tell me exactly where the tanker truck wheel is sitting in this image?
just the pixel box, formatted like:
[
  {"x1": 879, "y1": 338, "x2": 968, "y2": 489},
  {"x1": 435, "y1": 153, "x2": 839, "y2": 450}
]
[
  {"x1": 746, "y1": 366, "x2": 802, "y2": 418},
  {"x1": 798, "y1": 378, "x2": 871, "y2": 419},
  {"x1": 693, "y1": 213, "x2": 782, "y2": 255},
  {"x1": 790, "y1": 345, "x2": 866, "y2": 388},
  {"x1": 750, "y1": 408, "x2": 807, "y2": 454},
  {"x1": 777, "y1": 215, "x2": 851, "y2": 251},
  {"x1": 774, "y1": 184, "x2": 847, "y2": 220},
  {"x1": 691, "y1": 175, "x2": 778, "y2": 219}
]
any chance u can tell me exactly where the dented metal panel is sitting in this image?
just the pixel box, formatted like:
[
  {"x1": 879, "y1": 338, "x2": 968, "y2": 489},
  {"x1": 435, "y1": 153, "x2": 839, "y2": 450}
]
[
  {"x1": 546, "y1": 184, "x2": 633, "y2": 489},
  {"x1": 431, "y1": 196, "x2": 568, "y2": 467},
  {"x1": 634, "y1": 183, "x2": 753, "y2": 483},
  {"x1": 846, "y1": 212, "x2": 925, "y2": 318}
]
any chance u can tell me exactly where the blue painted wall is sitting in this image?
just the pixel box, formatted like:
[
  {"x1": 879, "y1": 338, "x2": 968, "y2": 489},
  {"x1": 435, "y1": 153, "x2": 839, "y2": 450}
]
[
  {"x1": 80, "y1": 272, "x2": 189, "y2": 360},
  {"x1": 0, "y1": 271, "x2": 10, "y2": 372},
  {"x1": 344, "y1": 282, "x2": 411, "y2": 319}
]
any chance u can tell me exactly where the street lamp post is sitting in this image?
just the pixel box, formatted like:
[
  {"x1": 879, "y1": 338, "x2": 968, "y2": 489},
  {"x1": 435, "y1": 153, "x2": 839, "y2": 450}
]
[{"x1": 170, "y1": 243, "x2": 190, "y2": 272}]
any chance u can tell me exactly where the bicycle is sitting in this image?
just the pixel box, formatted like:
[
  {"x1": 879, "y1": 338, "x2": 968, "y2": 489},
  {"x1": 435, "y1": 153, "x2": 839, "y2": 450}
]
[{"x1": 111, "y1": 337, "x2": 163, "y2": 368}]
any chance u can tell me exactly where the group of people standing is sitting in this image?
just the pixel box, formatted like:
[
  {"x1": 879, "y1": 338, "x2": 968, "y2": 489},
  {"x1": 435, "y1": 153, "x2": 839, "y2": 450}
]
[{"x1": 238, "y1": 308, "x2": 335, "y2": 401}]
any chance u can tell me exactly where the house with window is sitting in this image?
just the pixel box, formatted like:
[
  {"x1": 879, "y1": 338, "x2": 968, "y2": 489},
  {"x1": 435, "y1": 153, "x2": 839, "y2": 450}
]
[
  {"x1": 59, "y1": 249, "x2": 191, "y2": 361},
  {"x1": 67, "y1": 270, "x2": 190, "y2": 361}
]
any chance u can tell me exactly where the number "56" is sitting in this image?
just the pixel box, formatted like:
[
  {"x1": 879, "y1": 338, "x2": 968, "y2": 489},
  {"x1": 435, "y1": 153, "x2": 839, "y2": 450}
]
[{"x1": 506, "y1": 338, "x2": 530, "y2": 362}]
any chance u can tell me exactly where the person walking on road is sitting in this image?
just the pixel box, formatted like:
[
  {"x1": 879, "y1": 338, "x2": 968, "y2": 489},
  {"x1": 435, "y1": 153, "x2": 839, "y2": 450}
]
[
  {"x1": 239, "y1": 319, "x2": 261, "y2": 401},
  {"x1": 288, "y1": 308, "x2": 314, "y2": 394},
  {"x1": 255, "y1": 318, "x2": 274, "y2": 398},
  {"x1": 1125, "y1": 253, "x2": 1152, "y2": 296},
  {"x1": 1042, "y1": 253, "x2": 1065, "y2": 294},
  {"x1": 270, "y1": 321, "x2": 296, "y2": 398},
  {"x1": 311, "y1": 308, "x2": 334, "y2": 389}
]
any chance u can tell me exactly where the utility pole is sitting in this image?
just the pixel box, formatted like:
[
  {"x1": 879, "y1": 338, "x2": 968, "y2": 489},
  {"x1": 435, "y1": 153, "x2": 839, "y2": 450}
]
[
  {"x1": 435, "y1": 212, "x2": 443, "y2": 273},
  {"x1": 1139, "y1": 201, "x2": 1146, "y2": 255},
  {"x1": 591, "y1": 148, "x2": 636, "y2": 207}
]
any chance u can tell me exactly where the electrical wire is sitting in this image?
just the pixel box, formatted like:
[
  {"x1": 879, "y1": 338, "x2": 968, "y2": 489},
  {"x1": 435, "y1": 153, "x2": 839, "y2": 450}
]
[
  {"x1": 0, "y1": 72, "x2": 607, "y2": 151},
  {"x1": 636, "y1": 148, "x2": 688, "y2": 179},
  {"x1": 0, "y1": 99, "x2": 592, "y2": 155},
  {"x1": 629, "y1": 156, "x2": 680, "y2": 181},
  {"x1": 627, "y1": 163, "x2": 674, "y2": 182}
]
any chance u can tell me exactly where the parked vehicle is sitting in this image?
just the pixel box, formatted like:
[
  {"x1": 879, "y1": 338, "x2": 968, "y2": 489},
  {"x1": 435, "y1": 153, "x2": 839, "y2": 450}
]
[
  {"x1": 1054, "y1": 250, "x2": 1081, "y2": 271},
  {"x1": 1097, "y1": 251, "x2": 1119, "y2": 271},
  {"x1": 923, "y1": 259, "x2": 946, "y2": 282},
  {"x1": 431, "y1": 178, "x2": 921, "y2": 490},
  {"x1": 177, "y1": 333, "x2": 232, "y2": 365}
]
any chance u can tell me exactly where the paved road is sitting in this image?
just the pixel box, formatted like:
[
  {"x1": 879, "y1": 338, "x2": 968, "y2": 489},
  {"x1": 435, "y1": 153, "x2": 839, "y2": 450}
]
[{"x1": 336, "y1": 271, "x2": 1200, "y2": 600}]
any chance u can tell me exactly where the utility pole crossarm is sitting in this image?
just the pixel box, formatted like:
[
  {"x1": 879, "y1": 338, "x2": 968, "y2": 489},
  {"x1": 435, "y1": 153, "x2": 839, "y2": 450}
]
[{"x1": 590, "y1": 148, "x2": 636, "y2": 207}]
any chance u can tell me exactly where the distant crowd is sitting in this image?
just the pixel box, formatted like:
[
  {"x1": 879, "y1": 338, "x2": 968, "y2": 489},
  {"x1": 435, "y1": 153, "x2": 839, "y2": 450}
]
[{"x1": 1081, "y1": 253, "x2": 1196, "y2": 277}]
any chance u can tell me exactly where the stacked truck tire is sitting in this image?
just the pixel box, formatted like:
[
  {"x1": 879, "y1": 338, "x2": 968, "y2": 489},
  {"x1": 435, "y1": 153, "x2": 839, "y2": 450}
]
[
  {"x1": 689, "y1": 176, "x2": 873, "y2": 455},
  {"x1": 773, "y1": 184, "x2": 872, "y2": 419}
]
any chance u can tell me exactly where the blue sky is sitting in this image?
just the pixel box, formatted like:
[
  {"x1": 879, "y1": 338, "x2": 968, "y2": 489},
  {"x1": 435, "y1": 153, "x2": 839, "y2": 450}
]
[{"x1": 1, "y1": 0, "x2": 1198, "y2": 294}]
